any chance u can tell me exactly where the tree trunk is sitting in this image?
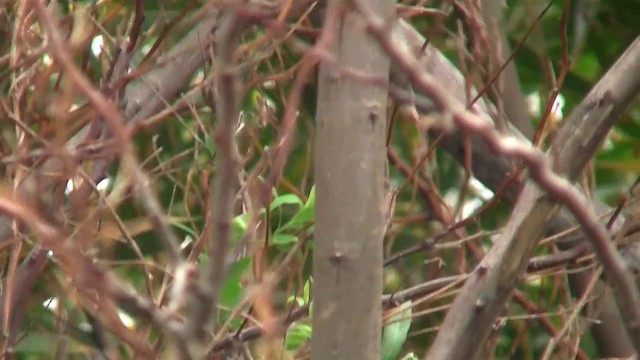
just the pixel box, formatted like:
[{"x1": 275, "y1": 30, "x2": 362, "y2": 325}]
[{"x1": 311, "y1": 1, "x2": 392, "y2": 359}]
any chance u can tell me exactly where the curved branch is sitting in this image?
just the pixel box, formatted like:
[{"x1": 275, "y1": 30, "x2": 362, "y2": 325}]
[{"x1": 375, "y1": 12, "x2": 640, "y2": 360}]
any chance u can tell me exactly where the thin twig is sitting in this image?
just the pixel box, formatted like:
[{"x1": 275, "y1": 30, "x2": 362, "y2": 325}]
[
  {"x1": 182, "y1": 5, "x2": 245, "y2": 354},
  {"x1": 32, "y1": 0, "x2": 184, "y2": 266}
]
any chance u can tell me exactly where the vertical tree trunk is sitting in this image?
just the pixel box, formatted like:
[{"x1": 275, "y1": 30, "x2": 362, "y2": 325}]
[{"x1": 311, "y1": 1, "x2": 392, "y2": 359}]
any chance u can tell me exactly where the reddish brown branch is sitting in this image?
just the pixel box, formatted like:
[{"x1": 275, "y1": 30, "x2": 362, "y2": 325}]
[
  {"x1": 32, "y1": 0, "x2": 183, "y2": 265},
  {"x1": 182, "y1": 6, "x2": 245, "y2": 354}
]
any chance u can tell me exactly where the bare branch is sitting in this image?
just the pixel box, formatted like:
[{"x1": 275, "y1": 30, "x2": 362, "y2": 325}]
[
  {"x1": 351, "y1": 2, "x2": 640, "y2": 358},
  {"x1": 480, "y1": 0, "x2": 533, "y2": 138},
  {"x1": 209, "y1": 249, "x2": 601, "y2": 354},
  {"x1": 32, "y1": 0, "x2": 184, "y2": 265},
  {"x1": 397, "y1": 18, "x2": 637, "y2": 356},
  {"x1": 124, "y1": 6, "x2": 219, "y2": 122},
  {"x1": 0, "y1": 193, "x2": 156, "y2": 357},
  {"x1": 181, "y1": 6, "x2": 244, "y2": 355},
  {"x1": 552, "y1": 38, "x2": 640, "y2": 178}
]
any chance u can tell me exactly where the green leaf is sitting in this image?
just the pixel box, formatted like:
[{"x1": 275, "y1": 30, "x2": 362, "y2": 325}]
[
  {"x1": 172, "y1": 221, "x2": 198, "y2": 239},
  {"x1": 286, "y1": 295, "x2": 305, "y2": 307},
  {"x1": 203, "y1": 132, "x2": 216, "y2": 157},
  {"x1": 287, "y1": 279, "x2": 312, "y2": 306},
  {"x1": 305, "y1": 185, "x2": 316, "y2": 207},
  {"x1": 271, "y1": 233, "x2": 298, "y2": 245},
  {"x1": 302, "y1": 279, "x2": 311, "y2": 303},
  {"x1": 279, "y1": 186, "x2": 316, "y2": 232},
  {"x1": 231, "y1": 213, "x2": 250, "y2": 243},
  {"x1": 270, "y1": 193, "x2": 303, "y2": 210},
  {"x1": 381, "y1": 301, "x2": 413, "y2": 360},
  {"x1": 285, "y1": 323, "x2": 312, "y2": 350},
  {"x1": 218, "y1": 257, "x2": 252, "y2": 308}
]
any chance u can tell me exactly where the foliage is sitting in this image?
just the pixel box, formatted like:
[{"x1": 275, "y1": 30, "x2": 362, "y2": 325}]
[{"x1": 0, "y1": 0, "x2": 639, "y2": 359}]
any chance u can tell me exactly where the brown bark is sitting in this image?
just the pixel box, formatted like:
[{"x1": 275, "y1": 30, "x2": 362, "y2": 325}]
[
  {"x1": 311, "y1": 1, "x2": 392, "y2": 359},
  {"x1": 480, "y1": 0, "x2": 534, "y2": 138}
]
